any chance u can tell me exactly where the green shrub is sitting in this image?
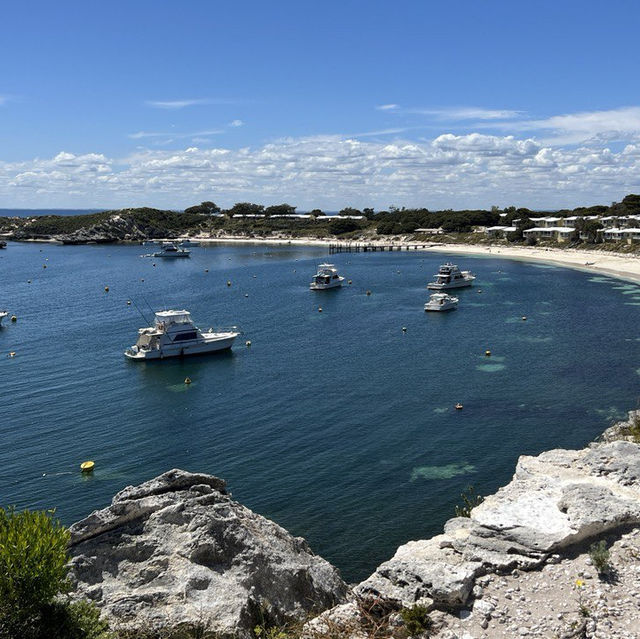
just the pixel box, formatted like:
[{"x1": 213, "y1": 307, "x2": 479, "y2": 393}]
[
  {"x1": 0, "y1": 506, "x2": 111, "y2": 639},
  {"x1": 0, "y1": 507, "x2": 70, "y2": 633},
  {"x1": 454, "y1": 486, "x2": 484, "y2": 518},
  {"x1": 588, "y1": 540, "x2": 611, "y2": 575},
  {"x1": 399, "y1": 605, "x2": 433, "y2": 636}
]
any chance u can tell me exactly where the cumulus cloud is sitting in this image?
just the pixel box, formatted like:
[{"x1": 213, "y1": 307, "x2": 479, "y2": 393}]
[
  {"x1": 2, "y1": 133, "x2": 639, "y2": 209},
  {"x1": 229, "y1": 119, "x2": 244, "y2": 127}
]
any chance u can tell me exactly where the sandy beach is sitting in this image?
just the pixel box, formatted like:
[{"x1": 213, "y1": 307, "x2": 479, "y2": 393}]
[{"x1": 190, "y1": 234, "x2": 640, "y2": 283}]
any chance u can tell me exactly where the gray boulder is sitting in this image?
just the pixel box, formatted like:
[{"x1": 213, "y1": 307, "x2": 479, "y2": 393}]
[{"x1": 69, "y1": 469, "x2": 347, "y2": 637}]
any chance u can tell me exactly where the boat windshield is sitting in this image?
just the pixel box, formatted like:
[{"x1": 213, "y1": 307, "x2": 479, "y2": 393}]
[{"x1": 155, "y1": 311, "x2": 192, "y2": 325}]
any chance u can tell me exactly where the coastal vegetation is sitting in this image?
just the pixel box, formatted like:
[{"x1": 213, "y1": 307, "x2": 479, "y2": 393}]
[
  {"x1": 0, "y1": 507, "x2": 109, "y2": 639},
  {"x1": 3, "y1": 194, "x2": 640, "y2": 248}
]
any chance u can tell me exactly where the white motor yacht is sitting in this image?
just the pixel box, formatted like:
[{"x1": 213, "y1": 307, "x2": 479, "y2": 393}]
[
  {"x1": 424, "y1": 293, "x2": 458, "y2": 312},
  {"x1": 427, "y1": 263, "x2": 475, "y2": 290},
  {"x1": 0, "y1": 311, "x2": 8, "y2": 325},
  {"x1": 310, "y1": 264, "x2": 344, "y2": 290},
  {"x1": 179, "y1": 239, "x2": 200, "y2": 248},
  {"x1": 152, "y1": 242, "x2": 191, "y2": 258},
  {"x1": 124, "y1": 310, "x2": 238, "y2": 360}
]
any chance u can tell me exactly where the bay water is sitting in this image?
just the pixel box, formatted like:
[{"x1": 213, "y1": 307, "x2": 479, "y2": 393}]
[{"x1": 1, "y1": 241, "x2": 638, "y2": 581}]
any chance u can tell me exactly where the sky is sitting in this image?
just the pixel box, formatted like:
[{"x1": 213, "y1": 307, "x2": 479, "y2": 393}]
[{"x1": 1, "y1": 0, "x2": 640, "y2": 210}]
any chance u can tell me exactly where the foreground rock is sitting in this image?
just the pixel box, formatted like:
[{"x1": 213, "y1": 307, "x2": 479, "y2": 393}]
[{"x1": 69, "y1": 469, "x2": 347, "y2": 637}]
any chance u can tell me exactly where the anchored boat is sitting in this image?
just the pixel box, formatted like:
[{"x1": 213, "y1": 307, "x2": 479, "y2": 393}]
[
  {"x1": 424, "y1": 293, "x2": 458, "y2": 312},
  {"x1": 152, "y1": 242, "x2": 191, "y2": 258},
  {"x1": 124, "y1": 310, "x2": 238, "y2": 360},
  {"x1": 427, "y1": 263, "x2": 475, "y2": 290},
  {"x1": 310, "y1": 264, "x2": 344, "y2": 290}
]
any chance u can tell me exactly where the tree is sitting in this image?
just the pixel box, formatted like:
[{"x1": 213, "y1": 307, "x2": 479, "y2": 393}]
[
  {"x1": 362, "y1": 207, "x2": 376, "y2": 220},
  {"x1": 310, "y1": 208, "x2": 325, "y2": 217},
  {"x1": 227, "y1": 202, "x2": 265, "y2": 216},
  {"x1": 338, "y1": 207, "x2": 362, "y2": 216},
  {"x1": 184, "y1": 201, "x2": 220, "y2": 215},
  {"x1": 264, "y1": 203, "x2": 296, "y2": 217},
  {"x1": 329, "y1": 218, "x2": 360, "y2": 235}
]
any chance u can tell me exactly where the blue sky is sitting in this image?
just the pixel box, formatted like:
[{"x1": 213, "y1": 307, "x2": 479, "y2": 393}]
[{"x1": 2, "y1": 0, "x2": 640, "y2": 209}]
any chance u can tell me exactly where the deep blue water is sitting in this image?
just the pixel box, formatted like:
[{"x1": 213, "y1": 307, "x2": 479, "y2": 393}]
[{"x1": 1, "y1": 241, "x2": 639, "y2": 582}]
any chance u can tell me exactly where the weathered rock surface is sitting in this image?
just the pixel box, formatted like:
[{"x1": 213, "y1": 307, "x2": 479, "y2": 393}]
[
  {"x1": 69, "y1": 469, "x2": 347, "y2": 637},
  {"x1": 356, "y1": 439, "x2": 640, "y2": 612}
]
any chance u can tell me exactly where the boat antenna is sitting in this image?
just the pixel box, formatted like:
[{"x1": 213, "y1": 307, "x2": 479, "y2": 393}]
[
  {"x1": 130, "y1": 298, "x2": 151, "y2": 324},
  {"x1": 141, "y1": 295, "x2": 155, "y2": 318}
]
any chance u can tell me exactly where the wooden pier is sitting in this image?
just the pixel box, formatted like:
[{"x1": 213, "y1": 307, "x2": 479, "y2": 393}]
[{"x1": 328, "y1": 242, "x2": 432, "y2": 254}]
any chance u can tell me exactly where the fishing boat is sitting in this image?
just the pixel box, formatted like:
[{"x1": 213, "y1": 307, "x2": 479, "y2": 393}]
[
  {"x1": 424, "y1": 293, "x2": 458, "y2": 312},
  {"x1": 427, "y1": 263, "x2": 475, "y2": 290},
  {"x1": 152, "y1": 242, "x2": 190, "y2": 258},
  {"x1": 0, "y1": 311, "x2": 8, "y2": 325},
  {"x1": 310, "y1": 264, "x2": 344, "y2": 290},
  {"x1": 124, "y1": 310, "x2": 238, "y2": 360}
]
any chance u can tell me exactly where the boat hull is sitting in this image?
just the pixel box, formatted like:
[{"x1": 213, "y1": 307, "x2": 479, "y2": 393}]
[
  {"x1": 310, "y1": 278, "x2": 344, "y2": 290},
  {"x1": 0, "y1": 312, "x2": 7, "y2": 326},
  {"x1": 124, "y1": 332, "x2": 238, "y2": 360},
  {"x1": 427, "y1": 279, "x2": 474, "y2": 290},
  {"x1": 424, "y1": 302, "x2": 457, "y2": 312},
  {"x1": 152, "y1": 253, "x2": 191, "y2": 258}
]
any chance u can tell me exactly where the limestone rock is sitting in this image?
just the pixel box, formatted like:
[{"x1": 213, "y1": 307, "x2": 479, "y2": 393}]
[
  {"x1": 350, "y1": 441, "x2": 640, "y2": 613},
  {"x1": 69, "y1": 469, "x2": 347, "y2": 637}
]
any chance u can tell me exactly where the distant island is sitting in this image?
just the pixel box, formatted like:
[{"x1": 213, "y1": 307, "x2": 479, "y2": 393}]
[{"x1": 2, "y1": 194, "x2": 640, "y2": 250}]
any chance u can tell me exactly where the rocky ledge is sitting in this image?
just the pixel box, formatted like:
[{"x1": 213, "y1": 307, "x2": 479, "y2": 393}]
[
  {"x1": 311, "y1": 412, "x2": 640, "y2": 638},
  {"x1": 68, "y1": 469, "x2": 347, "y2": 637}
]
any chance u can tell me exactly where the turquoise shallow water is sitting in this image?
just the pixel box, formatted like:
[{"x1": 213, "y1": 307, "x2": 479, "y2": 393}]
[{"x1": 1, "y1": 242, "x2": 639, "y2": 582}]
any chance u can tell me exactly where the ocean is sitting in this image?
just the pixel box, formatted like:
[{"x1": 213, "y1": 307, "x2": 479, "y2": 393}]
[{"x1": 1, "y1": 240, "x2": 638, "y2": 582}]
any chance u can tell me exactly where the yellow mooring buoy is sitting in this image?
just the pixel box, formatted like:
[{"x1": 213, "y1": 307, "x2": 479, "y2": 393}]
[
  {"x1": 127, "y1": 300, "x2": 131, "y2": 305},
  {"x1": 366, "y1": 290, "x2": 372, "y2": 296},
  {"x1": 485, "y1": 350, "x2": 491, "y2": 357},
  {"x1": 318, "y1": 307, "x2": 323, "y2": 313},
  {"x1": 104, "y1": 286, "x2": 109, "y2": 292},
  {"x1": 522, "y1": 316, "x2": 527, "y2": 321},
  {"x1": 227, "y1": 280, "x2": 232, "y2": 287},
  {"x1": 80, "y1": 461, "x2": 95, "y2": 473},
  {"x1": 184, "y1": 377, "x2": 192, "y2": 385},
  {"x1": 10, "y1": 315, "x2": 17, "y2": 322},
  {"x1": 246, "y1": 340, "x2": 252, "y2": 347}
]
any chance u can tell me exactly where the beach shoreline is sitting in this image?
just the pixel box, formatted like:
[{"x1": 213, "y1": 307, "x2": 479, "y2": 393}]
[{"x1": 189, "y1": 234, "x2": 640, "y2": 283}]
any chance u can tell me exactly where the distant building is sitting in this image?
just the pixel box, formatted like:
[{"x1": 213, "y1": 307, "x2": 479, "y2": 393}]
[
  {"x1": 485, "y1": 225, "x2": 519, "y2": 238},
  {"x1": 523, "y1": 227, "x2": 576, "y2": 242}
]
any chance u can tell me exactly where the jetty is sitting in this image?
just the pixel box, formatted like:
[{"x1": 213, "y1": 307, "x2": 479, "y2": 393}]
[{"x1": 328, "y1": 242, "x2": 432, "y2": 253}]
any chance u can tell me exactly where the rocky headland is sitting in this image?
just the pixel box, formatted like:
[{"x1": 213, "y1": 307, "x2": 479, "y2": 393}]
[{"x1": 69, "y1": 414, "x2": 640, "y2": 638}]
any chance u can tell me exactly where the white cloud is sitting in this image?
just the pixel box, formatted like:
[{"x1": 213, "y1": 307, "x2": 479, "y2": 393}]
[
  {"x1": 145, "y1": 99, "x2": 210, "y2": 109},
  {"x1": 229, "y1": 119, "x2": 244, "y2": 127},
  {"x1": 379, "y1": 104, "x2": 522, "y2": 120},
  {"x1": 2, "y1": 133, "x2": 639, "y2": 209},
  {"x1": 523, "y1": 107, "x2": 640, "y2": 145},
  {"x1": 128, "y1": 129, "x2": 223, "y2": 140},
  {"x1": 410, "y1": 107, "x2": 523, "y2": 120},
  {"x1": 145, "y1": 98, "x2": 241, "y2": 109}
]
